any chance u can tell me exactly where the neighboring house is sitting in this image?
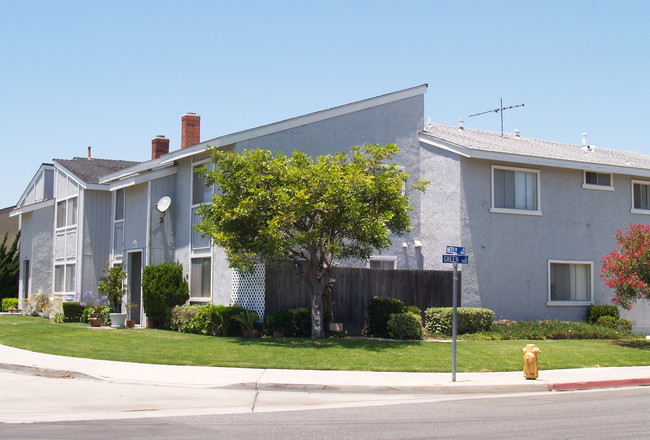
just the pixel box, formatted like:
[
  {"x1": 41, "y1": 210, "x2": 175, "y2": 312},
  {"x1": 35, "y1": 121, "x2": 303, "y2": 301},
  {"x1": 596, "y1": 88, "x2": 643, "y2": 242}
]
[
  {"x1": 11, "y1": 155, "x2": 139, "y2": 308},
  {"x1": 0, "y1": 205, "x2": 19, "y2": 241},
  {"x1": 12, "y1": 84, "x2": 650, "y2": 333}
]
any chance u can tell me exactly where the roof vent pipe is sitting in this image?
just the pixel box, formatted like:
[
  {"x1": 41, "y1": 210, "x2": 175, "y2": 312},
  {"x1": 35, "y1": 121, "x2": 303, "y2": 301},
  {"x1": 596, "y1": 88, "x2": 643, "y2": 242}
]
[
  {"x1": 582, "y1": 132, "x2": 587, "y2": 147},
  {"x1": 458, "y1": 118, "x2": 464, "y2": 130},
  {"x1": 87, "y1": 146, "x2": 92, "y2": 159},
  {"x1": 514, "y1": 129, "x2": 520, "y2": 138}
]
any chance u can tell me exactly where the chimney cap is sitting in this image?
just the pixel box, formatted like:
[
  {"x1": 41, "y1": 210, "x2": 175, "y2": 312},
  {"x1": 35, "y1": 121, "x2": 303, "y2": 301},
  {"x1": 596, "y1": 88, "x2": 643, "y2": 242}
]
[{"x1": 154, "y1": 134, "x2": 166, "y2": 138}]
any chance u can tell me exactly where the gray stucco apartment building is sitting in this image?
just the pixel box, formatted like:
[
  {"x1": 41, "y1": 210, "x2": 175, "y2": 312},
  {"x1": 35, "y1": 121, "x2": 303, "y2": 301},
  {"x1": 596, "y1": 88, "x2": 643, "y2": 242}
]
[{"x1": 11, "y1": 85, "x2": 650, "y2": 333}]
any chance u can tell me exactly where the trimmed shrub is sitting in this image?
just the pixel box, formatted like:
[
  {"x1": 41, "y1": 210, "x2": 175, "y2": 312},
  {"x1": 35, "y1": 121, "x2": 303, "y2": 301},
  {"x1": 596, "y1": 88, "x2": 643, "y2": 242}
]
[
  {"x1": 264, "y1": 307, "x2": 331, "y2": 337},
  {"x1": 618, "y1": 319, "x2": 633, "y2": 332},
  {"x1": 424, "y1": 307, "x2": 495, "y2": 336},
  {"x1": 404, "y1": 305, "x2": 422, "y2": 317},
  {"x1": 587, "y1": 304, "x2": 620, "y2": 324},
  {"x1": 142, "y1": 262, "x2": 189, "y2": 328},
  {"x1": 200, "y1": 304, "x2": 247, "y2": 336},
  {"x1": 387, "y1": 312, "x2": 423, "y2": 340},
  {"x1": 365, "y1": 296, "x2": 405, "y2": 338},
  {"x1": 2, "y1": 297, "x2": 18, "y2": 312},
  {"x1": 170, "y1": 304, "x2": 246, "y2": 336},
  {"x1": 62, "y1": 302, "x2": 84, "y2": 322},
  {"x1": 170, "y1": 304, "x2": 202, "y2": 333},
  {"x1": 596, "y1": 315, "x2": 618, "y2": 328}
]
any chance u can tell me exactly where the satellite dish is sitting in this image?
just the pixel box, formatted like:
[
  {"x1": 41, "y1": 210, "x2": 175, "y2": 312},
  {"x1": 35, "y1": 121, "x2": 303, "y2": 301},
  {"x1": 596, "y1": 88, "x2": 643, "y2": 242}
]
[{"x1": 156, "y1": 196, "x2": 171, "y2": 213}]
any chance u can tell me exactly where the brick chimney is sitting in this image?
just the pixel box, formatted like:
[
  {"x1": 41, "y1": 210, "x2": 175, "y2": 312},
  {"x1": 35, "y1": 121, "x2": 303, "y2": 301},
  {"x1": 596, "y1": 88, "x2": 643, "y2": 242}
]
[
  {"x1": 152, "y1": 135, "x2": 170, "y2": 160},
  {"x1": 181, "y1": 113, "x2": 200, "y2": 148}
]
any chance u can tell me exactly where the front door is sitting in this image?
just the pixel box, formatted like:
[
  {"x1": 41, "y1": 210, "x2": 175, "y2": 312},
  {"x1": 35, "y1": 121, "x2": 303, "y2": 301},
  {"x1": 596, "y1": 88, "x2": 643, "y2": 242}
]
[{"x1": 128, "y1": 251, "x2": 142, "y2": 325}]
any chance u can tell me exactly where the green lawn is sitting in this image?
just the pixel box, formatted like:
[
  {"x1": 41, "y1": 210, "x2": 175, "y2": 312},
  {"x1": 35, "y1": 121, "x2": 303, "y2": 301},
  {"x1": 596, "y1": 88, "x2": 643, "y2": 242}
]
[{"x1": 1, "y1": 315, "x2": 648, "y2": 372}]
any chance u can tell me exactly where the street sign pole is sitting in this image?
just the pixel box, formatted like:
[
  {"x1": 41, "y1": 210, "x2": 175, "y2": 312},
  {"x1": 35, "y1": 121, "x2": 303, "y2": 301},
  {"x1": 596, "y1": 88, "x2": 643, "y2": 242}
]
[{"x1": 452, "y1": 259, "x2": 458, "y2": 382}]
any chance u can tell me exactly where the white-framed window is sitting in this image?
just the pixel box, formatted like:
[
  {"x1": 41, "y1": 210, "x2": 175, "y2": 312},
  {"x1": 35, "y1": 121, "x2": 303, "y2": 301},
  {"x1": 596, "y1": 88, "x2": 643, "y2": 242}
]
[
  {"x1": 368, "y1": 256, "x2": 397, "y2": 269},
  {"x1": 56, "y1": 197, "x2": 78, "y2": 229},
  {"x1": 547, "y1": 260, "x2": 593, "y2": 306},
  {"x1": 582, "y1": 171, "x2": 614, "y2": 191},
  {"x1": 191, "y1": 160, "x2": 214, "y2": 250},
  {"x1": 631, "y1": 180, "x2": 650, "y2": 214},
  {"x1": 190, "y1": 257, "x2": 211, "y2": 299},
  {"x1": 54, "y1": 263, "x2": 76, "y2": 293},
  {"x1": 113, "y1": 188, "x2": 125, "y2": 258},
  {"x1": 490, "y1": 165, "x2": 541, "y2": 215}
]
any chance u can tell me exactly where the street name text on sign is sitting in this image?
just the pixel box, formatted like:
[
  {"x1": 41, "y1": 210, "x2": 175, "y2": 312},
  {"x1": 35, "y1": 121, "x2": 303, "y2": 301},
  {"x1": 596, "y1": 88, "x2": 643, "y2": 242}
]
[
  {"x1": 442, "y1": 254, "x2": 469, "y2": 264},
  {"x1": 445, "y1": 246, "x2": 465, "y2": 255}
]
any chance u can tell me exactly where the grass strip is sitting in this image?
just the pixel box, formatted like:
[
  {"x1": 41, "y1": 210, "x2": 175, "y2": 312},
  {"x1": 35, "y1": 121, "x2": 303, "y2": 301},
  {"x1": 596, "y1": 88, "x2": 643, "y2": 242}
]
[{"x1": 1, "y1": 316, "x2": 648, "y2": 372}]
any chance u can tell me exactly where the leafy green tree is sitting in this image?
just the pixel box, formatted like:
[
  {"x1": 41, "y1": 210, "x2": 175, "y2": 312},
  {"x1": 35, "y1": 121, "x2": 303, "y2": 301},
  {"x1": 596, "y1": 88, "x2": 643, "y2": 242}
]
[
  {"x1": 98, "y1": 263, "x2": 127, "y2": 313},
  {"x1": 0, "y1": 231, "x2": 20, "y2": 300},
  {"x1": 197, "y1": 144, "x2": 428, "y2": 338}
]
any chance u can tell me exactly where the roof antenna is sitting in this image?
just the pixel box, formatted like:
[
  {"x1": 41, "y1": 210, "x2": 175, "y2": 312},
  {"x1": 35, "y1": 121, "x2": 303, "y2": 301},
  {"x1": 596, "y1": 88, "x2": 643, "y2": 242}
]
[{"x1": 468, "y1": 98, "x2": 525, "y2": 137}]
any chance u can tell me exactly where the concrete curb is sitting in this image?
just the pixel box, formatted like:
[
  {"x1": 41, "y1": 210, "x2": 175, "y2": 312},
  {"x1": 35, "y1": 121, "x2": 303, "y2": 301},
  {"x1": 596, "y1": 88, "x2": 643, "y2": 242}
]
[{"x1": 548, "y1": 378, "x2": 650, "y2": 391}]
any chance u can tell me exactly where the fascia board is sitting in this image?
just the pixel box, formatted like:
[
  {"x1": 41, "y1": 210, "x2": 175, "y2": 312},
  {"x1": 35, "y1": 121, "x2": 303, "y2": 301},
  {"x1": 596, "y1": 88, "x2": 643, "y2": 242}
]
[
  {"x1": 9, "y1": 199, "x2": 54, "y2": 217},
  {"x1": 420, "y1": 134, "x2": 650, "y2": 178},
  {"x1": 419, "y1": 135, "x2": 471, "y2": 157},
  {"x1": 153, "y1": 84, "x2": 428, "y2": 166},
  {"x1": 469, "y1": 150, "x2": 650, "y2": 178},
  {"x1": 109, "y1": 165, "x2": 178, "y2": 191}
]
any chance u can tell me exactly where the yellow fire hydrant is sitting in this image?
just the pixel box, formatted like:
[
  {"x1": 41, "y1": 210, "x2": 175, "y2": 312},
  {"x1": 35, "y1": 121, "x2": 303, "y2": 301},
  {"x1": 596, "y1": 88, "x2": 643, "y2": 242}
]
[{"x1": 522, "y1": 344, "x2": 541, "y2": 380}]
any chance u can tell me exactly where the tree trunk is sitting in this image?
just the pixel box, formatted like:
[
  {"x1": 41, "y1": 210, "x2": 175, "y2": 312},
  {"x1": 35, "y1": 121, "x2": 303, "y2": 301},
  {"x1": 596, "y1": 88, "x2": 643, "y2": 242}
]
[{"x1": 310, "y1": 283, "x2": 325, "y2": 338}]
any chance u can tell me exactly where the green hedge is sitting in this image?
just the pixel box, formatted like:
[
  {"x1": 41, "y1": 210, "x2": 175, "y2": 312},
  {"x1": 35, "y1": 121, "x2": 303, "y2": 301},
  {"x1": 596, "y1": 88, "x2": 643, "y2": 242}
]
[
  {"x1": 424, "y1": 307, "x2": 495, "y2": 336},
  {"x1": 264, "y1": 307, "x2": 332, "y2": 337},
  {"x1": 170, "y1": 304, "x2": 247, "y2": 336},
  {"x1": 587, "y1": 304, "x2": 620, "y2": 324},
  {"x1": 387, "y1": 312, "x2": 423, "y2": 340},
  {"x1": 2, "y1": 297, "x2": 18, "y2": 312},
  {"x1": 62, "y1": 302, "x2": 84, "y2": 322},
  {"x1": 365, "y1": 296, "x2": 405, "y2": 338},
  {"x1": 142, "y1": 262, "x2": 189, "y2": 328}
]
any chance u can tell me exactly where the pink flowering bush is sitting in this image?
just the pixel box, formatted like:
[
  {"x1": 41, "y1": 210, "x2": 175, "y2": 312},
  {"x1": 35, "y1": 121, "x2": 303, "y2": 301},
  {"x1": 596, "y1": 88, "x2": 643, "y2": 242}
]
[{"x1": 600, "y1": 224, "x2": 650, "y2": 310}]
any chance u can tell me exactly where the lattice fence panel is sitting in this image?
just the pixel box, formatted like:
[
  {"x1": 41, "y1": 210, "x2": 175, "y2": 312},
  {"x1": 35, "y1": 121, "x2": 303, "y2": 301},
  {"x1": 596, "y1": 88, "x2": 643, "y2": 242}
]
[{"x1": 231, "y1": 264, "x2": 265, "y2": 321}]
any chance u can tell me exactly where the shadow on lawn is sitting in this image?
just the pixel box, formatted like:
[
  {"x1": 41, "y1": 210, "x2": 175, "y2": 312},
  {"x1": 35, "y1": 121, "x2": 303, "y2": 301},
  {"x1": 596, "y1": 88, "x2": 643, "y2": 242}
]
[
  {"x1": 231, "y1": 336, "x2": 424, "y2": 352},
  {"x1": 612, "y1": 339, "x2": 650, "y2": 351}
]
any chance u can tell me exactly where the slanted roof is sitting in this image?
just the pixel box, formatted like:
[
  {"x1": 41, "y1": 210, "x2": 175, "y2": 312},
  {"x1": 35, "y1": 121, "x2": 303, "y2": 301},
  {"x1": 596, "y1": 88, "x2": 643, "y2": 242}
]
[
  {"x1": 100, "y1": 84, "x2": 429, "y2": 184},
  {"x1": 420, "y1": 123, "x2": 650, "y2": 176},
  {"x1": 54, "y1": 157, "x2": 141, "y2": 186}
]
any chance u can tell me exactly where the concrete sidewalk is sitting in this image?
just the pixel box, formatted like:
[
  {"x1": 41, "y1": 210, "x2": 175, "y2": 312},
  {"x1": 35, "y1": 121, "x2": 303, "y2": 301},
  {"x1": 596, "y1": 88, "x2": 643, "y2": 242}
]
[{"x1": 1, "y1": 344, "x2": 649, "y2": 394}]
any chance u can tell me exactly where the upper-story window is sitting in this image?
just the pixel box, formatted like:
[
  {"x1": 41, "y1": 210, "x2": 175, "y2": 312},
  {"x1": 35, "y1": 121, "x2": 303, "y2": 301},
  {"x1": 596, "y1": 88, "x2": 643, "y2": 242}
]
[
  {"x1": 631, "y1": 180, "x2": 650, "y2": 214},
  {"x1": 191, "y1": 162, "x2": 214, "y2": 250},
  {"x1": 56, "y1": 197, "x2": 78, "y2": 229},
  {"x1": 490, "y1": 165, "x2": 541, "y2": 215},
  {"x1": 113, "y1": 189, "x2": 125, "y2": 258},
  {"x1": 582, "y1": 171, "x2": 614, "y2": 191}
]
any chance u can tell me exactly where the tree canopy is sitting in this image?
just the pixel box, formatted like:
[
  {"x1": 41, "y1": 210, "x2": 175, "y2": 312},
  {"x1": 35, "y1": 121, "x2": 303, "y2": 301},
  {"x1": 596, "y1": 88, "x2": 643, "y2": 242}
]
[
  {"x1": 600, "y1": 223, "x2": 650, "y2": 310},
  {"x1": 0, "y1": 231, "x2": 20, "y2": 300},
  {"x1": 196, "y1": 143, "x2": 428, "y2": 337}
]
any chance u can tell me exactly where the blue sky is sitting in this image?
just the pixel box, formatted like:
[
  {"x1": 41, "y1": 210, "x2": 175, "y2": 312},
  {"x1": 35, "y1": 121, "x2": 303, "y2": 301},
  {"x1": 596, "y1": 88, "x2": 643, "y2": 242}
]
[{"x1": 1, "y1": 0, "x2": 649, "y2": 208}]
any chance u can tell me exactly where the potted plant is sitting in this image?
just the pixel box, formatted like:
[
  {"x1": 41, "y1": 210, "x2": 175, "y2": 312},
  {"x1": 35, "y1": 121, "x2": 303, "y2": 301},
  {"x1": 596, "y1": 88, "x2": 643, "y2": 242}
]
[
  {"x1": 98, "y1": 264, "x2": 127, "y2": 328},
  {"x1": 125, "y1": 302, "x2": 138, "y2": 328}
]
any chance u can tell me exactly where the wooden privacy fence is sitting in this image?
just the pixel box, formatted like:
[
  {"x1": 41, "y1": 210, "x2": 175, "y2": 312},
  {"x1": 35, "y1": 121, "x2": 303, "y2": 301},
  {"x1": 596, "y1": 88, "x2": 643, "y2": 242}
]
[{"x1": 265, "y1": 264, "x2": 459, "y2": 335}]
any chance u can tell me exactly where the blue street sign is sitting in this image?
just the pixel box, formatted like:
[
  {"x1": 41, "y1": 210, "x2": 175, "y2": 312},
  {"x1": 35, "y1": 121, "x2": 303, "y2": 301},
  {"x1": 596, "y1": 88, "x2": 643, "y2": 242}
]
[
  {"x1": 442, "y1": 255, "x2": 469, "y2": 264},
  {"x1": 445, "y1": 246, "x2": 465, "y2": 255}
]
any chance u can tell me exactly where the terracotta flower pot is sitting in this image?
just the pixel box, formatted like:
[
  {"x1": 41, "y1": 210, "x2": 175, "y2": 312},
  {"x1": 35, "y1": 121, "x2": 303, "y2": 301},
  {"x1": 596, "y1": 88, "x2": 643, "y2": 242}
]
[
  {"x1": 89, "y1": 317, "x2": 102, "y2": 327},
  {"x1": 126, "y1": 320, "x2": 136, "y2": 329}
]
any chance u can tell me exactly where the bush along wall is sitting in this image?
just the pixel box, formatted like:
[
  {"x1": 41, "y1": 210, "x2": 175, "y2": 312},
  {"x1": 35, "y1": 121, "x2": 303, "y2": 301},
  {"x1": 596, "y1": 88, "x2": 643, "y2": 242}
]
[
  {"x1": 364, "y1": 296, "x2": 405, "y2": 338},
  {"x1": 424, "y1": 307, "x2": 495, "y2": 336},
  {"x1": 142, "y1": 262, "x2": 189, "y2": 328}
]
